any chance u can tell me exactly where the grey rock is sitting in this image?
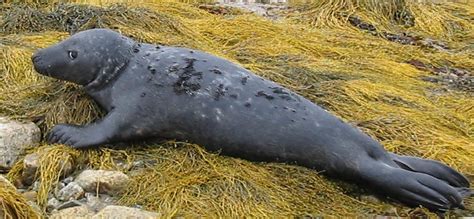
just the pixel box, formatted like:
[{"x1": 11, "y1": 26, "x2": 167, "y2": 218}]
[
  {"x1": 0, "y1": 117, "x2": 40, "y2": 171},
  {"x1": 63, "y1": 176, "x2": 74, "y2": 185},
  {"x1": 32, "y1": 180, "x2": 41, "y2": 192},
  {"x1": 56, "y1": 181, "x2": 85, "y2": 201},
  {"x1": 85, "y1": 193, "x2": 115, "y2": 212},
  {"x1": 47, "y1": 197, "x2": 62, "y2": 212},
  {"x1": 57, "y1": 182, "x2": 66, "y2": 191},
  {"x1": 56, "y1": 200, "x2": 83, "y2": 211},
  {"x1": 74, "y1": 170, "x2": 129, "y2": 195}
]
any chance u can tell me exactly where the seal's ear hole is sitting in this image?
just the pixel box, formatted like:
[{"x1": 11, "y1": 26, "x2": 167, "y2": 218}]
[{"x1": 68, "y1": 50, "x2": 78, "y2": 60}]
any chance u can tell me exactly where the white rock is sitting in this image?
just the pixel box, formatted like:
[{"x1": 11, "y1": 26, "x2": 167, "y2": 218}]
[
  {"x1": 49, "y1": 206, "x2": 94, "y2": 219},
  {"x1": 56, "y1": 181, "x2": 85, "y2": 201},
  {"x1": 0, "y1": 117, "x2": 40, "y2": 171},
  {"x1": 92, "y1": 205, "x2": 160, "y2": 219},
  {"x1": 74, "y1": 170, "x2": 129, "y2": 195}
]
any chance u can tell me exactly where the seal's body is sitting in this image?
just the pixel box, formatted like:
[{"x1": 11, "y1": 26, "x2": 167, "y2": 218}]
[{"x1": 32, "y1": 29, "x2": 471, "y2": 212}]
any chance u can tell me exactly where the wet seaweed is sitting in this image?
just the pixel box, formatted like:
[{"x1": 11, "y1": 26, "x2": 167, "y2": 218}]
[
  {"x1": 0, "y1": 176, "x2": 41, "y2": 219},
  {"x1": 0, "y1": 0, "x2": 472, "y2": 218},
  {"x1": 1, "y1": 3, "x2": 188, "y2": 36}
]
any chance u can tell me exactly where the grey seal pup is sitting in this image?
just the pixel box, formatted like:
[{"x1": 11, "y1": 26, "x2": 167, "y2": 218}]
[{"x1": 32, "y1": 28, "x2": 471, "y2": 212}]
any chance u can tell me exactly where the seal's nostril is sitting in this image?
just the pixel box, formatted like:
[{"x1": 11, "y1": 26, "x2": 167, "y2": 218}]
[
  {"x1": 32, "y1": 55, "x2": 40, "y2": 63},
  {"x1": 32, "y1": 50, "x2": 43, "y2": 63}
]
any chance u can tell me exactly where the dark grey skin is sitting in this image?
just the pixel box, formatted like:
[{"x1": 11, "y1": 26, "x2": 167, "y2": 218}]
[{"x1": 32, "y1": 29, "x2": 471, "y2": 212}]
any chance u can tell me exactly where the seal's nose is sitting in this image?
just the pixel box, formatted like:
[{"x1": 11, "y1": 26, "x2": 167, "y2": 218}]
[
  {"x1": 31, "y1": 50, "x2": 47, "y2": 75},
  {"x1": 31, "y1": 51, "x2": 42, "y2": 63},
  {"x1": 32, "y1": 55, "x2": 39, "y2": 63}
]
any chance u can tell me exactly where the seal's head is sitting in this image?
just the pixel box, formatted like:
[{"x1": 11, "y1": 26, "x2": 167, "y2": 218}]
[{"x1": 32, "y1": 28, "x2": 134, "y2": 86}]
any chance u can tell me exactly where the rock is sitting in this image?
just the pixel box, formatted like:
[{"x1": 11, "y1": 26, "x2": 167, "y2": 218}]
[
  {"x1": 0, "y1": 175, "x2": 15, "y2": 188},
  {"x1": 92, "y1": 205, "x2": 160, "y2": 219},
  {"x1": 53, "y1": 152, "x2": 75, "y2": 178},
  {"x1": 20, "y1": 153, "x2": 40, "y2": 185},
  {"x1": 198, "y1": 5, "x2": 237, "y2": 15},
  {"x1": 348, "y1": 16, "x2": 376, "y2": 32},
  {"x1": 360, "y1": 195, "x2": 381, "y2": 204},
  {"x1": 27, "y1": 201, "x2": 42, "y2": 216},
  {"x1": 130, "y1": 160, "x2": 157, "y2": 171},
  {"x1": 217, "y1": 2, "x2": 287, "y2": 19},
  {"x1": 74, "y1": 170, "x2": 129, "y2": 195},
  {"x1": 382, "y1": 32, "x2": 418, "y2": 45},
  {"x1": 19, "y1": 150, "x2": 74, "y2": 187},
  {"x1": 56, "y1": 200, "x2": 83, "y2": 210},
  {"x1": 16, "y1": 188, "x2": 27, "y2": 193},
  {"x1": 63, "y1": 176, "x2": 74, "y2": 185},
  {"x1": 31, "y1": 180, "x2": 40, "y2": 191},
  {"x1": 47, "y1": 197, "x2": 61, "y2": 212},
  {"x1": 49, "y1": 206, "x2": 94, "y2": 219},
  {"x1": 85, "y1": 193, "x2": 102, "y2": 211},
  {"x1": 0, "y1": 117, "x2": 40, "y2": 171},
  {"x1": 419, "y1": 38, "x2": 449, "y2": 51},
  {"x1": 22, "y1": 191, "x2": 37, "y2": 202},
  {"x1": 85, "y1": 193, "x2": 115, "y2": 212},
  {"x1": 57, "y1": 181, "x2": 66, "y2": 191},
  {"x1": 56, "y1": 181, "x2": 85, "y2": 201}
]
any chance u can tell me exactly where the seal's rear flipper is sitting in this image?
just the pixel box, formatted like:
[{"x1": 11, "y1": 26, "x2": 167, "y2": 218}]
[
  {"x1": 456, "y1": 187, "x2": 473, "y2": 198},
  {"x1": 389, "y1": 152, "x2": 470, "y2": 188},
  {"x1": 360, "y1": 161, "x2": 467, "y2": 212}
]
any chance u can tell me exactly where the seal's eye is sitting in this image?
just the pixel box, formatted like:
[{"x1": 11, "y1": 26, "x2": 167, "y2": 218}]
[{"x1": 68, "y1": 51, "x2": 78, "y2": 60}]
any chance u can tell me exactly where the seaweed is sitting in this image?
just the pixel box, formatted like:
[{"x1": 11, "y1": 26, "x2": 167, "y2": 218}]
[{"x1": 0, "y1": 0, "x2": 472, "y2": 217}]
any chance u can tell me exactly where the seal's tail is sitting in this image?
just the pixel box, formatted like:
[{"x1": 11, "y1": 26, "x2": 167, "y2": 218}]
[{"x1": 389, "y1": 152, "x2": 470, "y2": 188}]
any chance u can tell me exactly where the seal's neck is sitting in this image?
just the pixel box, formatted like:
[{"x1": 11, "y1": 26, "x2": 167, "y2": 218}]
[
  {"x1": 84, "y1": 40, "x2": 137, "y2": 92},
  {"x1": 84, "y1": 60, "x2": 129, "y2": 92}
]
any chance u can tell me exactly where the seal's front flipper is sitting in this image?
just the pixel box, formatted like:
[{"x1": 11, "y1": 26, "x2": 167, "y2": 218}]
[
  {"x1": 47, "y1": 109, "x2": 159, "y2": 148},
  {"x1": 362, "y1": 162, "x2": 467, "y2": 212},
  {"x1": 389, "y1": 153, "x2": 470, "y2": 188},
  {"x1": 47, "y1": 123, "x2": 111, "y2": 148},
  {"x1": 47, "y1": 111, "x2": 131, "y2": 148}
]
